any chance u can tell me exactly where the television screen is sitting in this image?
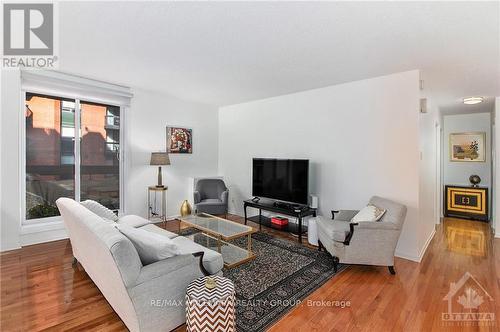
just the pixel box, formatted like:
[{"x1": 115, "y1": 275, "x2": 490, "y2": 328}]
[{"x1": 252, "y1": 158, "x2": 309, "y2": 205}]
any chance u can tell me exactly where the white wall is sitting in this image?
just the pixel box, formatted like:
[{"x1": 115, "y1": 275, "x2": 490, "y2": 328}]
[
  {"x1": 443, "y1": 113, "x2": 492, "y2": 187},
  {"x1": 125, "y1": 89, "x2": 219, "y2": 219},
  {"x1": 418, "y1": 100, "x2": 440, "y2": 257},
  {"x1": 495, "y1": 98, "x2": 500, "y2": 237},
  {"x1": 219, "y1": 70, "x2": 427, "y2": 261},
  {"x1": 0, "y1": 70, "x2": 22, "y2": 251},
  {"x1": 0, "y1": 71, "x2": 219, "y2": 251}
]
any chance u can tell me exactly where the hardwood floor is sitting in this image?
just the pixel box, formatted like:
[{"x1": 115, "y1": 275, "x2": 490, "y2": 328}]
[
  {"x1": 270, "y1": 217, "x2": 499, "y2": 332},
  {"x1": 1, "y1": 217, "x2": 498, "y2": 331}
]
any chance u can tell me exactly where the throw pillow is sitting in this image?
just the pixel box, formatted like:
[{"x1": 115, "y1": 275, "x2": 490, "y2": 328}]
[
  {"x1": 118, "y1": 215, "x2": 150, "y2": 228},
  {"x1": 117, "y1": 224, "x2": 180, "y2": 265},
  {"x1": 351, "y1": 204, "x2": 386, "y2": 223},
  {"x1": 81, "y1": 200, "x2": 119, "y2": 222}
]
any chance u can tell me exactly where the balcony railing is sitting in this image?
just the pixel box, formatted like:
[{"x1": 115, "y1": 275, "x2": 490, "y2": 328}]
[{"x1": 105, "y1": 115, "x2": 120, "y2": 129}]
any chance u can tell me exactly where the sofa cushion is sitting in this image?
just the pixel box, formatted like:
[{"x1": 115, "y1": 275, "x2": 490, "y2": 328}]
[
  {"x1": 139, "y1": 224, "x2": 178, "y2": 239},
  {"x1": 117, "y1": 225, "x2": 181, "y2": 265},
  {"x1": 118, "y1": 215, "x2": 151, "y2": 228},
  {"x1": 334, "y1": 210, "x2": 360, "y2": 222},
  {"x1": 199, "y1": 198, "x2": 223, "y2": 205},
  {"x1": 81, "y1": 199, "x2": 119, "y2": 222},
  {"x1": 317, "y1": 217, "x2": 351, "y2": 242},
  {"x1": 171, "y1": 236, "x2": 224, "y2": 275},
  {"x1": 351, "y1": 204, "x2": 386, "y2": 223}
]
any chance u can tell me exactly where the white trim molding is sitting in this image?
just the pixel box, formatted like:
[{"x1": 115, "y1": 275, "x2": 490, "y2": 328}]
[
  {"x1": 394, "y1": 250, "x2": 421, "y2": 263},
  {"x1": 419, "y1": 227, "x2": 436, "y2": 261},
  {"x1": 396, "y1": 228, "x2": 436, "y2": 263},
  {"x1": 21, "y1": 70, "x2": 133, "y2": 103},
  {"x1": 20, "y1": 220, "x2": 68, "y2": 246},
  {"x1": 17, "y1": 70, "x2": 132, "y2": 246}
]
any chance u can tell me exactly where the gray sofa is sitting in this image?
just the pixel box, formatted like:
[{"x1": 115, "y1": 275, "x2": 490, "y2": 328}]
[
  {"x1": 316, "y1": 196, "x2": 407, "y2": 274},
  {"x1": 193, "y1": 178, "x2": 229, "y2": 215},
  {"x1": 56, "y1": 198, "x2": 223, "y2": 332}
]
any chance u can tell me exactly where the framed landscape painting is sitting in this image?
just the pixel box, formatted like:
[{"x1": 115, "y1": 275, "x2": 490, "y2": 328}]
[
  {"x1": 167, "y1": 126, "x2": 192, "y2": 154},
  {"x1": 449, "y1": 132, "x2": 485, "y2": 162}
]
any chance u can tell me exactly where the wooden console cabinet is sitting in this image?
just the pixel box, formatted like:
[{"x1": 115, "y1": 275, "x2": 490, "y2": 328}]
[{"x1": 444, "y1": 185, "x2": 488, "y2": 221}]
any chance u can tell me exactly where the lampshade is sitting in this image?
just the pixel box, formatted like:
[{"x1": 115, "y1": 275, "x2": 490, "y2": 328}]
[{"x1": 150, "y1": 152, "x2": 170, "y2": 166}]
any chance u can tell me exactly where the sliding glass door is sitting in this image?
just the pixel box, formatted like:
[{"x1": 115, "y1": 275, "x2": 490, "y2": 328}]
[
  {"x1": 80, "y1": 101, "x2": 120, "y2": 210},
  {"x1": 24, "y1": 92, "x2": 121, "y2": 221},
  {"x1": 25, "y1": 93, "x2": 76, "y2": 219}
]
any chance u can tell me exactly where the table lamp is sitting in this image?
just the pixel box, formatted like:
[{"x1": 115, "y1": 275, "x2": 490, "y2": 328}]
[{"x1": 150, "y1": 152, "x2": 170, "y2": 187}]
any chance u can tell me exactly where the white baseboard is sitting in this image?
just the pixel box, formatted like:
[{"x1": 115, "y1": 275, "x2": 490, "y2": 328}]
[
  {"x1": 21, "y1": 228, "x2": 68, "y2": 247},
  {"x1": 20, "y1": 221, "x2": 68, "y2": 246},
  {"x1": 417, "y1": 227, "x2": 436, "y2": 262},
  {"x1": 394, "y1": 251, "x2": 420, "y2": 262},
  {"x1": 228, "y1": 210, "x2": 245, "y2": 218},
  {"x1": 395, "y1": 228, "x2": 436, "y2": 263},
  {"x1": 0, "y1": 242, "x2": 22, "y2": 252}
]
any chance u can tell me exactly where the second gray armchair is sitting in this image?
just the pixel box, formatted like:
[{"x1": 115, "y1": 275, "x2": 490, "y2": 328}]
[
  {"x1": 316, "y1": 196, "x2": 407, "y2": 275},
  {"x1": 193, "y1": 178, "x2": 229, "y2": 216}
]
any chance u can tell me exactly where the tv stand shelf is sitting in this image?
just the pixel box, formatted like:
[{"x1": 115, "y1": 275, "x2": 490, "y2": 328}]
[
  {"x1": 243, "y1": 199, "x2": 317, "y2": 243},
  {"x1": 246, "y1": 215, "x2": 307, "y2": 234}
]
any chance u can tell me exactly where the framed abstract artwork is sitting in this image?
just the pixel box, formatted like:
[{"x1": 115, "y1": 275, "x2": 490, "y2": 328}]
[
  {"x1": 167, "y1": 126, "x2": 192, "y2": 154},
  {"x1": 449, "y1": 132, "x2": 485, "y2": 162}
]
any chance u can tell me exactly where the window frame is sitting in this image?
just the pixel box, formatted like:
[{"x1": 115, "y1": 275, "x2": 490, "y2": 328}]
[{"x1": 20, "y1": 89, "x2": 126, "y2": 225}]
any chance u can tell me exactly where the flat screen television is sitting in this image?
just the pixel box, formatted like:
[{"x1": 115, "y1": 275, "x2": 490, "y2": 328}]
[{"x1": 252, "y1": 158, "x2": 309, "y2": 205}]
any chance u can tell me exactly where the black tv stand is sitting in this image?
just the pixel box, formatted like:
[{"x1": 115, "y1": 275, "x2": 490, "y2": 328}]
[
  {"x1": 273, "y1": 201, "x2": 303, "y2": 211},
  {"x1": 243, "y1": 199, "x2": 317, "y2": 243}
]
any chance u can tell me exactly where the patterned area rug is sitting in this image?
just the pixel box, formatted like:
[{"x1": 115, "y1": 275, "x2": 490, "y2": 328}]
[{"x1": 179, "y1": 228, "x2": 345, "y2": 332}]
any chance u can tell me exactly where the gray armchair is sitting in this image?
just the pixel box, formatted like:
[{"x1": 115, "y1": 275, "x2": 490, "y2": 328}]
[
  {"x1": 193, "y1": 178, "x2": 229, "y2": 216},
  {"x1": 317, "y1": 196, "x2": 407, "y2": 274}
]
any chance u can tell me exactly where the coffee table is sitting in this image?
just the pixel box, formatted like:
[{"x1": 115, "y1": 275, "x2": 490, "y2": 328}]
[{"x1": 180, "y1": 213, "x2": 257, "y2": 268}]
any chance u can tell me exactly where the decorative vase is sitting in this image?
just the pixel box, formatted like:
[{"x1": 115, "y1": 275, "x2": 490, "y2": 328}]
[
  {"x1": 180, "y1": 200, "x2": 192, "y2": 216},
  {"x1": 469, "y1": 175, "x2": 481, "y2": 187}
]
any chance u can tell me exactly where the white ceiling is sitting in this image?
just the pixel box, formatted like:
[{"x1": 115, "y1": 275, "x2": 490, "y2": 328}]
[{"x1": 59, "y1": 1, "x2": 500, "y2": 111}]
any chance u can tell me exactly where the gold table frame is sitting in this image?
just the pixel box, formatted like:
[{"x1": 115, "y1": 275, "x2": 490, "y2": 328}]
[{"x1": 180, "y1": 213, "x2": 257, "y2": 268}]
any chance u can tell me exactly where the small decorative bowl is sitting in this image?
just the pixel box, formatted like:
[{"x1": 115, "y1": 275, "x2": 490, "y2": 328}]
[{"x1": 205, "y1": 277, "x2": 217, "y2": 290}]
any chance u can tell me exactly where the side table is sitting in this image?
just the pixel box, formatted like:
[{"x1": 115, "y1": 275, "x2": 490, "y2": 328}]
[
  {"x1": 147, "y1": 186, "x2": 168, "y2": 224},
  {"x1": 186, "y1": 276, "x2": 235, "y2": 332}
]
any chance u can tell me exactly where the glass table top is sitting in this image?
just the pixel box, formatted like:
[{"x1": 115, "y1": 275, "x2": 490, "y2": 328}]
[
  {"x1": 185, "y1": 232, "x2": 253, "y2": 267},
  {"x1": 180, "y1": 213, "x2": 255, "y2": 239}
]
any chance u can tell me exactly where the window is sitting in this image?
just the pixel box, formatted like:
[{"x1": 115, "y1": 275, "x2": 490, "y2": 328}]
[
  {"x1": 25, "y1": 93, "x2": 75, "y2": 220},
  {"x1": 24, "y1": 92, "x2": 122, "y2": 221},
  {"x1": 80, "y1": 101, "x2": 120, "y2": 210},
  {"x1": 60, "y1": 101, "x2": 75, "y2": 165}
]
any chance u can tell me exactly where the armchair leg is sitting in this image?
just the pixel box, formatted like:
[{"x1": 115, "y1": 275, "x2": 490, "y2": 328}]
[
  {"x1": 333, "y1": 256, "x2": 339, "y2": 273},
  {"x1": 318, "y1": 240, "x2": 323, "y2": 252},
  {"x1": 388, "y1": 266, "x2": 396, "y2": 275},
  {"x1": 72, "y1": 257, "x2": 78, "y2": 266}
]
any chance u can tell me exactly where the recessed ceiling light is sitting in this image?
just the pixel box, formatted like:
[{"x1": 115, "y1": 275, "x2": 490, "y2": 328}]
[{"x1": 463, "y1": 97, "x2": 483, "y2": 105}]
